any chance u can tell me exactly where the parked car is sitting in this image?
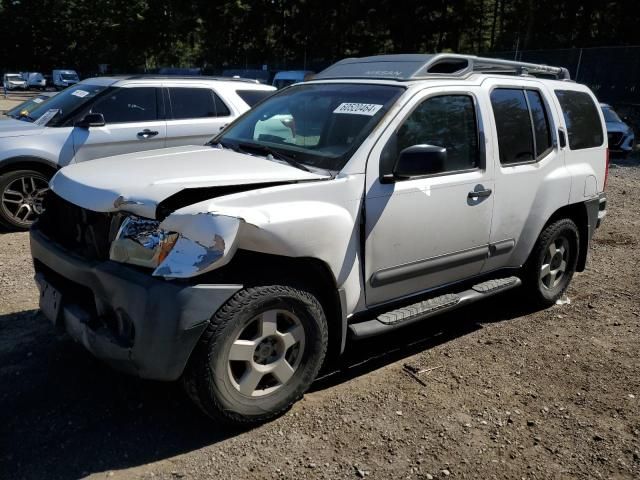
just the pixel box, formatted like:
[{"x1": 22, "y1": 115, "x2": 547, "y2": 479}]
[
  {"x1": 22, "y1": 72, "x2": 47, "y2": 90},
  {"x1": 600, "y1": 103, "x2": 635, "y2": 157},
  {"x1": 0, "y1": 76, "x2": 275, "y2": 229},
  {"x1": 3, "y1": 73, "x2": 27, "y2": 91},
  {"x1": 272, "y1": 70, "x2": 314, "y2": 89},
  {"x1": 30, "y1": 54, "x2": 608, "y2": 425},
  {"x1": 52, "y1": 69, "x2": 79, "y2": 90},
  {"x1": 4, "y1": 92, "x2": 57, "y2": 119},
  {"x1": 223, "y1": 69, "x2": 270, "y2": 84}
]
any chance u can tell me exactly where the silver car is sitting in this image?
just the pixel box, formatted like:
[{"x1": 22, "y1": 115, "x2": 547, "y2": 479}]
[
  {"x1": 31, "y1": 54, "x2": 608, "y2": 425},
  {"x1": 0, "y1": 75, "x2": 275, "y2": 229}
]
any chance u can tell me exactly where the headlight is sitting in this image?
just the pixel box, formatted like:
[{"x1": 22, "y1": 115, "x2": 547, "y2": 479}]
[{"x1": 109, "y1": 216, "x2": 178, "y2": 268}]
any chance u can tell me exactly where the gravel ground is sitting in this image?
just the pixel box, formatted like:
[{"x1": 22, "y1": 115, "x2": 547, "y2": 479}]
[{"x1": 1, "y1": 161, "x2": 638, "y2": 480}]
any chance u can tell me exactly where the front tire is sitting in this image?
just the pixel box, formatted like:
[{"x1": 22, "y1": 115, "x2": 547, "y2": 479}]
[
  {"x1": 183, "y1": 285, "x2": 328, "y2": 425},
  {"x1": 0, "y1": 169, "x2": 50, "y2": 230},
  {"x1": 523, "y1": 218, "x2": 579, "y2": 306}
]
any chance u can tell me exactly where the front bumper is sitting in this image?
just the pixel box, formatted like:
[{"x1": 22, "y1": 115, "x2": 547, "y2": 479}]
[{"x1": 30, "y1": 227, "x2": 242, "y2": 381}]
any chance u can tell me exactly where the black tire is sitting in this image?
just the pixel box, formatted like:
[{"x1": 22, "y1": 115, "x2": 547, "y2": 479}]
[
  {"x1": 523, "y1": 218, "x2": 579, "y2": 306},
  {"x1": 183, "y1": 285, "x2": 328, "y2": 425},
  {"x1": 0, "y1": 169, "x2": 50, "y2": 230}
]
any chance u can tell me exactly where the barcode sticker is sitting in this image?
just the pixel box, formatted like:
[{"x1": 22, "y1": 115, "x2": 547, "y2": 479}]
[{"x1": 333, "y1": 103, "x2": 383, "y2": 116}]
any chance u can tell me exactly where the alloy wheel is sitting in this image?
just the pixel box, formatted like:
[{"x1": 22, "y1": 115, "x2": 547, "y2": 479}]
[
  {"x1": 540, "y1": 236, "x2": 570, "y2": 289},
  {"x1": 226, "y1": 309, "x2": 305, "y2": 397},
  {"x1": 0, "y1": 174, "x2": 49, "y2": 226}
]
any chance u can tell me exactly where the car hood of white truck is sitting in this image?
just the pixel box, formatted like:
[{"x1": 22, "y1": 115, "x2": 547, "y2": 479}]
[{"x1": 50, "y1": 145, "x2": 328, "y2": 219}]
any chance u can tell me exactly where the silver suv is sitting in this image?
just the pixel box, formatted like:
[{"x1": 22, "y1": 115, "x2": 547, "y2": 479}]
[
  {"x1": 0, "y1": 76, "x2": 275, "y2": 229},
  {"x1": 31, "y1": 54, "x2": 608, "y2": 425}
]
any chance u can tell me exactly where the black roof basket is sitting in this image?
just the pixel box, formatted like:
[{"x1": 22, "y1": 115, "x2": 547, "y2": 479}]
[{"x1": 314, "y1": 54, "x2": 571, "y2": 81}]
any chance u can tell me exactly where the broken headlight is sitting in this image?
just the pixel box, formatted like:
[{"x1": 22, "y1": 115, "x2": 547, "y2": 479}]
[{"x1": 109, "y1": 216, "x2": 178, "y2": 269}]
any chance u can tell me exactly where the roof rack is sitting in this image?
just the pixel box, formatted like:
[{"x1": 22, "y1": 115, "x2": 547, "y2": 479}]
[{"x1": 314, "y1": 53, "x2": 571, "y2": 81}]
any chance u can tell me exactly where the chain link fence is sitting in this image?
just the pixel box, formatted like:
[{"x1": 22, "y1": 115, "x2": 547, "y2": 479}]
[{"x1": 486, "y1": 46, "x2": 640, "y2": 138}]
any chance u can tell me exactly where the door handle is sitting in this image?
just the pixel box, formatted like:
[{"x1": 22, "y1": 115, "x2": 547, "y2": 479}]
[
  {"x1": 137, "y1": 129, "x2": 159, "y2": 139},
  {"x1": 468, "y1": 188, "x2": 492, "y2": 198}
]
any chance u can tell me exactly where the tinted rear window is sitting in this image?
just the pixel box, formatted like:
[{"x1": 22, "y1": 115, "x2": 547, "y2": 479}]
[
  {"x1": 168, "y1": 88, "x2": 231, "y2": 119},
  {"x1": 236, "y1": 89, "x2": 273, "y2": 106},
  {"x1": 490, "y1": 89, "x2": 534, "y2": 164},
  {"x1": 555, "y1": 90, "x2": 604, "y2": 150},
  {"x1": 526, "y1": 90, "x2": 552, "y2": 158}
]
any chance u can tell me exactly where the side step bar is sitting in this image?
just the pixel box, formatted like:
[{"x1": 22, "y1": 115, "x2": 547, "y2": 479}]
[{"x1": 349, "y1": 276, "x2": 521, "y2": 340}]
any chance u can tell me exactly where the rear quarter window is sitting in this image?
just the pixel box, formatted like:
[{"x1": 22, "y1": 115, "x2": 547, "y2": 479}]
[
  {"x1": 236, "y1": 89, "x2": 274, "y2": 107},
  {"x1": 555, "y1": 90, "x2": 604, "y2": 150}
]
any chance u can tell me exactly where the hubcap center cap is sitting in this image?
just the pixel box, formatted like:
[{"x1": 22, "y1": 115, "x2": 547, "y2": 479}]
[{"x1": 253, "y1": 336, "x2": 281, "y2": 365}]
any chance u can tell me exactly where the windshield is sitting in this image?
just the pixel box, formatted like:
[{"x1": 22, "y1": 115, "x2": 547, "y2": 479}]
[
  {"x1": 25, "y1": 84, "x2": 109, "y2": 125},
  {"x1": 61, "y1": 73, "x2": 78, "y2": 81},
  {"x1": 602, "y1": 107, "x2": 622, "y2": 123},
  {"x1": 6, "y1": 96, "x2": 49, "y2": 118},
  {"x1": 6, "y1": 74, "x2": 21, "y2": 81},
  {"x1": 216, "y1": 83, "x2": 403, "y2": 171}
]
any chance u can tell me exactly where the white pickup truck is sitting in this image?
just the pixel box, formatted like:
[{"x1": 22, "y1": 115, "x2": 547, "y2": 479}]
[{"x1": 31, "y1": 54, "x2": 608, "y2": 425}]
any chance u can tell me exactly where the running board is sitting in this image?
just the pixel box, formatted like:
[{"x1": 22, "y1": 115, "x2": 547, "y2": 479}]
[{"x1": 349, "y1": 276, "x2": 521, "y2": 340}]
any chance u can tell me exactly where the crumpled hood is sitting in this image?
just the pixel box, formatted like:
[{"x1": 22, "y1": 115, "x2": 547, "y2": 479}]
[
  {"x1": 51, "y1": 145, "x2": 327, "y2": 218},
  {"x1": 0, "y1": 118, "x2": 44, "y2": 138}
]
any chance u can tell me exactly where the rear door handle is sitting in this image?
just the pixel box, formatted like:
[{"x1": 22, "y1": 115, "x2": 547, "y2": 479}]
[
  {"x1": 468, "y1": 188, "x2": 492, "y2": 198},
  {"x1": 137, "y1": 129, "x2": 159, "y2": 139}
]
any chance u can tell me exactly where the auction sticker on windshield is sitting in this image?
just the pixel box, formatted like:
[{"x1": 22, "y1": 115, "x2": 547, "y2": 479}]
[
  {"x1": 71, "y1": 89, "x2": 90, "y2": 98},
  {"x1": 333, "y1": 103, "x2": 383, "y2": 116},
  {"x1": 34, "y1": 109, "x2": 60, "y2": 126}
]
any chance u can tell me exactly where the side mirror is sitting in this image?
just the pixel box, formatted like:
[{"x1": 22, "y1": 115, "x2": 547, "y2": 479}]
[
  {"x1": 76, "y1": 112, "x2": 105, "y2": 128},
  {"x1": 390, "y1": 144, "x2": 447, "y2": 180}
]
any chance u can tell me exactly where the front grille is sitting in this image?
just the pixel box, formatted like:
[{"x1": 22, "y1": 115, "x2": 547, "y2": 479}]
[
  {"x1": 37, "y1": 192, "x2": 120, "y2": 261},
  {"x1": 608, "y1": 132, "x2": 624, "y2": 147}
]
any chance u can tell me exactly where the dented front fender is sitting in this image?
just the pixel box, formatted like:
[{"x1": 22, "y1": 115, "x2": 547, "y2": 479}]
[{"x1": 152, "y1": 213, "x2": 242, "y2": 278}]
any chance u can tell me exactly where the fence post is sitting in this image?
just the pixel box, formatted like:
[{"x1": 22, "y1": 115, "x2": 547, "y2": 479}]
[{"x1": 575, "y1": 48, "x2": 583, "y2": 81}]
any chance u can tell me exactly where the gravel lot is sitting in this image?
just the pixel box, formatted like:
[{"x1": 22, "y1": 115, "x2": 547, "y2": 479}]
[{"x1": 1, "y1": 161, "x2": 639, "y2": 480}]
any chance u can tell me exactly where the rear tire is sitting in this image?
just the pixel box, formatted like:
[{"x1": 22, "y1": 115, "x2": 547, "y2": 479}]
[
  {"x1": 183, "y1": 285, "x2": 328, "y2": 426},
  {"x1": 0, "y1": 169, "x2": 50, "y2": 230},
  {"x1": 522, "y1": 218, "x2": 579, "y2": 306}
]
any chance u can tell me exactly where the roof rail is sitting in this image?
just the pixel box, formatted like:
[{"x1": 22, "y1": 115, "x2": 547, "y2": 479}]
[
  {"x1": 122, "y1": 75, "x2": 262, "y2": 84},
  {"x1": 314, "y1": 53, "x2": 571, "y2": 81}
]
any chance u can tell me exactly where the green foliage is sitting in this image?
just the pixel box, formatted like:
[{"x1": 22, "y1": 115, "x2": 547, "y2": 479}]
[{"x1": 0, "y1": 0, "x2": 636, "y2": 73}]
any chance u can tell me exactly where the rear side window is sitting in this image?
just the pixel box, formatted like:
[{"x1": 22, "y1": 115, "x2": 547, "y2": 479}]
[
  {"x1": 236, "y1": 89, "x2": 273, "y2": 106},
  {"x1": 490, "y1": 88, "x2": 554, "y2": 165},
  {"x1": 396, "y1": 94, "x2": 479, "y2": 174},
  {"x1": 168, "y1": 88, "x2": 231, "y2": 119},
  {"x1": 491, "y1": 89, "x2": 534, "y2": 164},
  {"x1": 526, "y1": 90, "x2": 552, "y2": 157},
  {"x1": 555, "y1": 90, "x2": 604, "y2": 150}
]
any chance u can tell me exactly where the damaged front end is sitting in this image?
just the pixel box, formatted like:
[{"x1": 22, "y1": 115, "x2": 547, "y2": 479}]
[{"x1": 109, "y1": 212, "x2": 242, "y2": 279}]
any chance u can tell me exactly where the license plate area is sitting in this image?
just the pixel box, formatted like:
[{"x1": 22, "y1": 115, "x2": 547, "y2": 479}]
[{"x1": 38, "y1": 277, "x2": 63, "y2": 325}]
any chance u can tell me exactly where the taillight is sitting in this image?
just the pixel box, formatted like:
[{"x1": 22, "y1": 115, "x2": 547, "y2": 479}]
[{"x1": 604, "y1": 148, "x2": 610, "y2": 190}]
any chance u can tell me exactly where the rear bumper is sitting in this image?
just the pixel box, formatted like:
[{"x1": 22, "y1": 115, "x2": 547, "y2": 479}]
[{"x1": 30, "y1": 227, "x2": 242, "y2": 381}]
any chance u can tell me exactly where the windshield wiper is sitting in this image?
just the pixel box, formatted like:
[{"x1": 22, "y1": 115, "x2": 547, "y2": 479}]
[{"x1": 237, "y1": 142, "x2": 311, "y2": 173}]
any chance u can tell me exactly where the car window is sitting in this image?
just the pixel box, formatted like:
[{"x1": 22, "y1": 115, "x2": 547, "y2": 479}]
[
  {"x1": 555, "y1": 90, "x2": 604, "y2": 150},
  {"x1": 491, "y1": 89, "x2": 535, "y2": 164},
  {"x1": 218, "y1": 83, "x2": 403, "y2": 171},
  {"x1": 91, "y1": 87, "x2": 158, "y2": 124},
  {"x1": 526, "y1": 90, "x2": 553, "y2": 159},
  {"x1": 236, "y1": 89, "x2": 273, "y2": 106},
  {"x1": 26, "y1": 83, "x2": 108, "y2": 126},
  {"x1": 168, "y1": 87, "x2": 230, "y2": 119},
  {"x1": 395, "y1": 95, "x2": 479, "y2": 173}
]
